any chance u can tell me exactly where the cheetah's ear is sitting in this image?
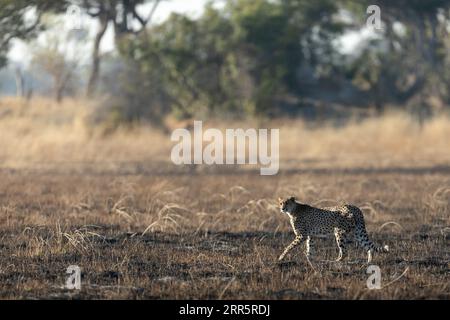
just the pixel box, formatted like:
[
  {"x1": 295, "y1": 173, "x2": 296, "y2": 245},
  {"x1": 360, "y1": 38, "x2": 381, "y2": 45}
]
[
  {"x1": 289, "y1": 196, "x2": 296, "y2": 201},
  {"x1": 278, "y1": 197, "x2": 283, "y2": 204}
]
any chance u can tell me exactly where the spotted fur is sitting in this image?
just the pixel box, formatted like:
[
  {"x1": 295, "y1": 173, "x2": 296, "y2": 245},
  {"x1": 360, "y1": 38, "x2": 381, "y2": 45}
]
[{"x1": 278, "y1": 196, "x2": 389, "y2": 263}]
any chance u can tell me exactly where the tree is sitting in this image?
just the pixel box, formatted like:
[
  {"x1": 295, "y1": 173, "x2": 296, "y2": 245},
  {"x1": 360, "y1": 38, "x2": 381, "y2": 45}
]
[
  {"x1": 116, "y1": 0, "x2": 345, "y2": 120},
  {"x1": 344, "y1": 0, "x2": 450, "y2": 113},
  {"x1": 31, "y1": 45, "x2": 79, "y2": 102},
  {"x1": 71, "y1": 0, "x2": 162, "y2": 97},
  {"x1": 30, "y1": 17, "x2": 83, "y2": 102}
]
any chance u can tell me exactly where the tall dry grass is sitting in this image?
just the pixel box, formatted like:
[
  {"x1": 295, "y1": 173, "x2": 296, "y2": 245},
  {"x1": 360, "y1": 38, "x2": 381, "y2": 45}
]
[{"x1": 0, "y1": 97, "x2": 449, "y2": 170}]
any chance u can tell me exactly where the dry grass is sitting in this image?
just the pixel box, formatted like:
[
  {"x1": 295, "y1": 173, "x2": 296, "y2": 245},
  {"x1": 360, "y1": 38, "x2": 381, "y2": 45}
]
[{"x1": 0, "y1": 97, "x2": 448, "y2": 299}]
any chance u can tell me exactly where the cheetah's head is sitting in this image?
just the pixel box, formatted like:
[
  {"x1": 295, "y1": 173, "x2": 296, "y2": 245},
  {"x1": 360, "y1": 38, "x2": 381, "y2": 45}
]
[{"x1": 278, "y1": 196, "x2": 296, "y2": 214}]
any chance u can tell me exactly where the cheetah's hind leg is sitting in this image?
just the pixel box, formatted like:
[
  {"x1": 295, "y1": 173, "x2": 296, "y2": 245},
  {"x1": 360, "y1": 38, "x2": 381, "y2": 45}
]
[{"x1": 334, "y1": 229, "x2": 349, "y2": 262}]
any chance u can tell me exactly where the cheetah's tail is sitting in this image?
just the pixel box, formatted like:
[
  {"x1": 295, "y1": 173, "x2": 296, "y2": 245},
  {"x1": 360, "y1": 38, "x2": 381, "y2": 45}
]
[
  {"x1": 353, "y1": 208, "x2": 389, "y2": 254},
  {"x1": 376, "y1": 244, "x2": 389, "y2": 253},
  {"x1": 356, "y1": 229, "x2": 389, "y2": 253}
]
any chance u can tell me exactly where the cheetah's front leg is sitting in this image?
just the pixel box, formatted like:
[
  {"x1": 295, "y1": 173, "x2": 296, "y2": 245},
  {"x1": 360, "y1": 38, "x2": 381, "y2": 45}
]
[{"x1": 278, "y1": 235, "x2": 304, "y2": 261}]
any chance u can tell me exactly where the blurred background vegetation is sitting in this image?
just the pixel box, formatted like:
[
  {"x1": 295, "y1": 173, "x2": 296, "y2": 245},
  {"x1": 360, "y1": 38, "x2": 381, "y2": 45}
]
[{"x1": 1, "y1": 0, "x2": 450, "y2": 130}]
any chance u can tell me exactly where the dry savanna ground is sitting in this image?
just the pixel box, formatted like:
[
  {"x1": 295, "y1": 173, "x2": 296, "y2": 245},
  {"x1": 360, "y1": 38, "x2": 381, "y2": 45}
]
[{"x1": 0, "y1": 98, "x2": 449, "y2": 299}]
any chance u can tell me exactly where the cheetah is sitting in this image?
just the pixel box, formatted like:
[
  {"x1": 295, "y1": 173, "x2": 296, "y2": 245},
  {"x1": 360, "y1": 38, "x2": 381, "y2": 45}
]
[{"x1": 277, "y1": 197, "x2": 389, "y2": 263}]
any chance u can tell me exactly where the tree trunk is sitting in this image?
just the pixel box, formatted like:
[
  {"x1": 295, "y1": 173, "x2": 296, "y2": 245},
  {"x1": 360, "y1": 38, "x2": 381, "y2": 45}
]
[
  {"x1": 14, "y1": 67, "x2": 24, "y2": 97},
  {"x1": 56, "y1": 86, "x2": 63, "y2": 103},
  {"x1": 86, "y1": 16, "x2": 108, "y2": 98}
]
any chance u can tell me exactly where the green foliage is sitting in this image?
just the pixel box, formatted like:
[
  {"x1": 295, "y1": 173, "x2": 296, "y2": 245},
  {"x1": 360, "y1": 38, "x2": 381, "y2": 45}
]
[
  {"x1": 117, "y1": 0, "x2": 344, "y2": 119},
  {"x1": 0, "y1": 0, "x2": 68, "y2": 68},
  {"x1": 346, "y1": 0, "x2": 450, "y2": 113}
]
